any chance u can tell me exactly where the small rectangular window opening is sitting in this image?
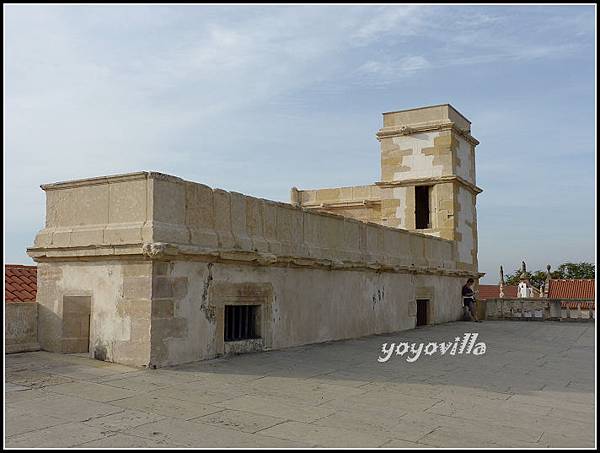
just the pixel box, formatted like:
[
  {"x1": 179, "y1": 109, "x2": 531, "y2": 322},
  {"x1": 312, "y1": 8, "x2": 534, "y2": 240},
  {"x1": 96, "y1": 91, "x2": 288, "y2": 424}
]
[
  {"x1": 224, "y1": 305, "x2": 260, "y2": 342},
  {"x1": 415, "y1": 186, "x2": 431, "y2": 229}
]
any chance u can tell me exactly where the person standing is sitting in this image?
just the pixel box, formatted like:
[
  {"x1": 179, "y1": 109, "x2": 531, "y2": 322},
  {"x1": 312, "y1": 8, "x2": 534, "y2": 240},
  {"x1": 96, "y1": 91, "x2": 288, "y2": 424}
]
[{"x1": 462, "y1": 278, "x2": 481, "y2": 322}]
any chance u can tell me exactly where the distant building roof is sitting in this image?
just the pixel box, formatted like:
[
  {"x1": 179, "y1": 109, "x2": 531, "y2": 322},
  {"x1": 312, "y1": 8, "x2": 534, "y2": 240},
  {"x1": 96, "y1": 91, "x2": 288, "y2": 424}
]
[
  {"x1": 561, "y1": 301, "x2": 595, "y2": 310},
  {"x1": 548, "y1": 279, "x2": 595, "y2": 300},
  {"x1": 478, "y1": 284, "x2": 518, "y2": 300},
  {"x1": 5, "y1": 264, "x2": 37, "y2": 303}
]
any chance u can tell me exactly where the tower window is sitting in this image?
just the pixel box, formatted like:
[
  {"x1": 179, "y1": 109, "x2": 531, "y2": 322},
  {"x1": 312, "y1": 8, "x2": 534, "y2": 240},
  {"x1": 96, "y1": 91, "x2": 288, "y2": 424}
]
[{"x1": 415, "y1": 186, "x2": 431, "y2": 229}]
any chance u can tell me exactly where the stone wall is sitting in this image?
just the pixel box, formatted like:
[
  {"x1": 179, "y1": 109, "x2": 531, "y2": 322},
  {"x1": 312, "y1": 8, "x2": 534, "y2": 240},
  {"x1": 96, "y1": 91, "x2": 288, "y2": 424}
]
[
  {"x1": 28, "y1": 171, "x2": 480, "y2": 367},
  {"x1": 5, "y1": 302, "x2": 39, "y2": 353},
  {"x1": 291, "y1": 184, "x2": 382, "y2": 224},
  {"x1": 29, "y1": 172, "x2": 467, "y2": 273},
  {"x1": 483, "y1": 298, "x2": 595, "y2": 321}
]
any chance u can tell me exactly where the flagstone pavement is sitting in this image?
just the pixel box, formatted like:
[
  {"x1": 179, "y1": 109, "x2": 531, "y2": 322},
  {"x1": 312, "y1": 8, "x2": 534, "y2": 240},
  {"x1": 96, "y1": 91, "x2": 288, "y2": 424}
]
[{"x1": 4, "y1": 320, "x2": 595, "y2": 448}]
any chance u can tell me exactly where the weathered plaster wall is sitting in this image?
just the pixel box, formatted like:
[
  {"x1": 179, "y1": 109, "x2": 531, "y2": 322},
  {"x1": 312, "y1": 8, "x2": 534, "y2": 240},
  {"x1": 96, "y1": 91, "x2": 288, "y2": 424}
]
[
  {"x1": 5, "y1": 302, "x2": 39, "y2": 353},
  {"x1": 150, "y1": 259, "x2": 465, "y2": 367},
  {"x1": 35, "y1": 261, "x2": 152, "y2": 366}
]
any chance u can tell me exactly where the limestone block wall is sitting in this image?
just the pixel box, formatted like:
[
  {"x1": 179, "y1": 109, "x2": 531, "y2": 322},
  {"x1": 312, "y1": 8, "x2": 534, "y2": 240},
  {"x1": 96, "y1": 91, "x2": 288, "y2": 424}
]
[
  {"x1": 5, "y1": 302, "x2": 39, "y2": 353},
  {"x1": 141, "y1": 175, "x2": 463, "y2": 272},
  {"x1": 33, "y1": 172, "x2": 154, "y2": 250},
  {"x1": 290, "y1": 184, "x2": 382, "y2": 225},
  {"x1": 381, "y1": 104, "x2": 471, "y2": 132}
]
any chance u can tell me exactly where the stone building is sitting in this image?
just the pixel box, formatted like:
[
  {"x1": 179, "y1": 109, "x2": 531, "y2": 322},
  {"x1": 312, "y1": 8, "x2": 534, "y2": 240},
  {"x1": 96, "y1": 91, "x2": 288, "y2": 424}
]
[{"x1": 27, "y1": 104, "x2": 483, "y2": 368}]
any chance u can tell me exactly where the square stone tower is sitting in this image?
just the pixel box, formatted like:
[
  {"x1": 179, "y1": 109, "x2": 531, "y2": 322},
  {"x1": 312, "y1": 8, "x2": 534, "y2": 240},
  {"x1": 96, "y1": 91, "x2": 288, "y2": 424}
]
[
  {"x1": 293, "y1": 104, "x2": 482, "y2": 273},
  {"x1": 376, "y1": 104, "x2": 481, "y2": 271}
]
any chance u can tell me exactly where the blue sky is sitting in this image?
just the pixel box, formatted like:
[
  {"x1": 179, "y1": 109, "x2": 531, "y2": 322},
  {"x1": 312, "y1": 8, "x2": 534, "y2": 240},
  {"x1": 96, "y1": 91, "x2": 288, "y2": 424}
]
[{"x1": 4, "y1": 5, "x2": 596, "y2": 282}]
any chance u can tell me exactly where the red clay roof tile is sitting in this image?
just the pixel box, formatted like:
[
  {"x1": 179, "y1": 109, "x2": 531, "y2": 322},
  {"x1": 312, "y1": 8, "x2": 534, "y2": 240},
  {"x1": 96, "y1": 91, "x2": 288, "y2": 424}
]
[
  {"x1": 548, "y1": 279, "x2": 595, "y2": 300},
  {"x1": 5, "y1": 264, "x2": 37, "y2": 303},
  {"x1": 478, "y1": 284, "x2": 518, "y2": 300}
]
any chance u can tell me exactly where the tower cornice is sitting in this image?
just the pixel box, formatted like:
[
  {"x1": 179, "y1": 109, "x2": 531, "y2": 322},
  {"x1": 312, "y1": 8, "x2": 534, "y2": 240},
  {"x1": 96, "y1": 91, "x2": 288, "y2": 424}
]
[
  {"x1": 375, "y1": 175, "x2": 483, "y2": 195},
  {"x1": 376, "y1": 122, "x2": 479, "y2": 146}
]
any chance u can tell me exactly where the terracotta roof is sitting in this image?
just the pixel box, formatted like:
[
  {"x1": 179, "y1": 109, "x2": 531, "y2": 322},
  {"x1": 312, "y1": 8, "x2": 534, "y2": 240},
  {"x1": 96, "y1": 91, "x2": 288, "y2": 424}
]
[
  {"x1": 478, "y1": 284, "x2": 518, "y2": 300},
  {"x1": 548, "y1": 279, "x2": 595, "y2": 300},
  {"x1": 5, "y1": 264, "x2": 37, "y2": 303}
]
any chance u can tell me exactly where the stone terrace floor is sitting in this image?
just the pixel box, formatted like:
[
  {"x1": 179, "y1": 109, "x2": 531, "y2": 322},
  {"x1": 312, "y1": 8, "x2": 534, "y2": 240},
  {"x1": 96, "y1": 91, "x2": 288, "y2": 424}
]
[{"x1": 4, "y1": 321, "x2": 596, "y2": 448}]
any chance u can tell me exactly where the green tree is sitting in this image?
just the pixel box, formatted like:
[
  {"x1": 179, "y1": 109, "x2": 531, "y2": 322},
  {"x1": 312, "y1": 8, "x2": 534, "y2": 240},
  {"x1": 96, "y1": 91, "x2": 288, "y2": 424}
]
[
  {"x1": 504, "y1": 262, "x2": 595, "y2": 287},
  {"x1": 553, "y1": 262, "x2": 595, "y2": 279}
]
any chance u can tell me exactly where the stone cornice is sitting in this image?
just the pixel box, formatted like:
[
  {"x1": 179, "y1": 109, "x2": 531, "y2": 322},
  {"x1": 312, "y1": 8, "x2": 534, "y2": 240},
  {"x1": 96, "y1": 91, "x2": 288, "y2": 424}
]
[
  {"x1": 300, "y1": 199, "x2": 382, "y2": 209},
  {"x1": 376, "y1": 175, "x2": 483, "y2": 195},
  {"x1": 27, "y1": 242, "x2": 482, "y2": 279},
  {"x1": 40, "y1": 171, "x2": 183, "y2": 191},
  {"x1": 376, "y1": 121, "x2": 479, "y2": 146}
]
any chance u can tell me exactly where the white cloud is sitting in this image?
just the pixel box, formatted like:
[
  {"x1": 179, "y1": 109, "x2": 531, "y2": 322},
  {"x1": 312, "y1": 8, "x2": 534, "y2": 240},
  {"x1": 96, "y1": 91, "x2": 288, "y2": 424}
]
[
  {"x1": 4, "y1": 5, "x2": 595, "y2": 264},
  {"x1": 357, "y1": 56, "x2": 432, "y2": 84},
  {"x1": 351, "y1": 5, "x2": 429, "y2": 44}
]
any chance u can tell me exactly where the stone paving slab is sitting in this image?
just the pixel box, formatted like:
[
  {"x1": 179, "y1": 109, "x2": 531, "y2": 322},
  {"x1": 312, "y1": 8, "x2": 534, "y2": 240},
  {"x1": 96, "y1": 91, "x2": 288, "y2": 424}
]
[
  {"x1": 4, "y1": 321, "x2": 596, "y2": 448},
  {"x1": 77, "y1": 432, "x2": 184, "y2": 448},
  {"x1": 109, "y1": 393, "x2": 224, "y2": 420},
  {"x1": 191, "y1": 409, "x2": 286, "y2": 434},
  {"x1": 258, "y1": 420, "x2": 387, "y2": 447},
  {"x1": 43, "y1": 380, "x2": 138, "y2": 402},
  {"x1": 124, "y1": 418, "x2": 311, "y2": 448},
  {"x1": 82, "y1": 409, "x2": 167, "y2": 432},
  {"x1": 5, "y1": 422, "x2": 112, "y2": 448}
]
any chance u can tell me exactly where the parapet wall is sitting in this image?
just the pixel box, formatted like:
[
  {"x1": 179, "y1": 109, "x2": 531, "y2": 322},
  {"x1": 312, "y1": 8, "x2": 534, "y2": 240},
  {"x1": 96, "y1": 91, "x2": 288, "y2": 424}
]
[
  {"x1": 484, "y1": 298, "x2": 595, "y2": 321},
  {"x1": 291, "y1": 184, "x2": 382, "y2": 225},
  {"x1": 29, "y1": 172, "x2": 476, "y2": 278},
  {"x1": 5, "y1": 302, "x2": 39, "y2": 353}
]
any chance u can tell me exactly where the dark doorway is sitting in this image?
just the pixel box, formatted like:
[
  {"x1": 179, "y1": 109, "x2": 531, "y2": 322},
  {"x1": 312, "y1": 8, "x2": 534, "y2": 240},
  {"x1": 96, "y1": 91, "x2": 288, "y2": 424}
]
[
  {"x1": 224, "y1": 305, "x2": 260, "y2": 341},
  {"x1": 416, "y1": 299, "x2": 429, "y2": 327},
  {"x1": 415, "y1": 186, "x2": 431, "y2": 229}
]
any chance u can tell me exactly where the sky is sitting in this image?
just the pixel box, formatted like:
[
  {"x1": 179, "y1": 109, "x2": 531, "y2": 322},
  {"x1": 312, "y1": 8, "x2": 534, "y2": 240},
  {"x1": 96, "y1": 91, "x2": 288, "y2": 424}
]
[{"x1": 4, "y1": 4, "x2": 596, "y2": 283}]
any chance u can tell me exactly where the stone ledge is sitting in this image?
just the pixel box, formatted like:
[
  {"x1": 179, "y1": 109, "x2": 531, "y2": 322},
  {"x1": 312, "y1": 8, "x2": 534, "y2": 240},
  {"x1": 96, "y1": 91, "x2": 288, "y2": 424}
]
[
  {"x1": 376, "y1": 175, "x2": 483, "y2": 195},
  {"x1": 376, "y1": 122, "x2": 479, "y2": 146},
  {"x1": 40, "y1": 171, "x2": 183, "y2": 191},
  {"x1": 300, "y1": 199, "x2": 382, "y2": 209},
  {"x1": 27, "y1": 241, "x2": 482, "y2": 279}
]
